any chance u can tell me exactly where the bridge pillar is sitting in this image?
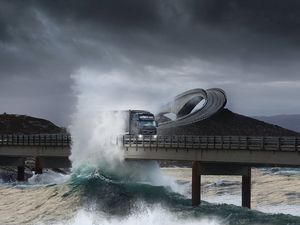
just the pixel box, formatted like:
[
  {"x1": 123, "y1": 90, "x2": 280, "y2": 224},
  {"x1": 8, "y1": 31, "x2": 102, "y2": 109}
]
[
  {"x1": 35, "y1": 157, "x2": 43, "y2": 174},
  {"x1": 242, "y1": 167, "x2": 251, "y2": 208},
  {"x1": 17, "y1": 166, "x2": 25, "y2": 181},
  {"x1": 192, "y1": 161, "x2": 201, "y2": 206}
]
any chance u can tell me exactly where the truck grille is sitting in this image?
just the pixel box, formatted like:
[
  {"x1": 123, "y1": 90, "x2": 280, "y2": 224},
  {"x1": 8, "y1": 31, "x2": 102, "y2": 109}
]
[{"x1": 142, "y1": 130, "x2": 155, "y2": 135}]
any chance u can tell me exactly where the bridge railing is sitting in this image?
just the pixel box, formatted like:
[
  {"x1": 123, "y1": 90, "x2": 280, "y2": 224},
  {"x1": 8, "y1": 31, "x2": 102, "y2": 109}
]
[
  {"x1": 0, "y1": 134, "x2": 71, "y2": 147},
  {"x1": 122, "y1": 135, "x2": 300, "y2": 152}
]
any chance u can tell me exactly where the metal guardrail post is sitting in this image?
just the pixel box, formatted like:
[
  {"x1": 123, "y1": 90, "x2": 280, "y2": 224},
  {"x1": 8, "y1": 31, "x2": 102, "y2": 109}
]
[
  {"x1": 221, "y1": 136, "x2": 223, "y2": 149},
  {"x1": 135, "y1": 135, "x2": 138, "y2": 151},
  {"x1": 192, "y1": 136, "x2": 194, "y2": 149},
  {"x1": 61, "y1": 134, "x2": 64, "y2": 148}
]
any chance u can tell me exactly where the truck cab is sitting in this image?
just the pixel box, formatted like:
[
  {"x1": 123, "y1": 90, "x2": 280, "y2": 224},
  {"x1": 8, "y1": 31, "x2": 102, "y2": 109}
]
[{"x1": 128, "y1": 110, "x2": 157, "y2": 138}]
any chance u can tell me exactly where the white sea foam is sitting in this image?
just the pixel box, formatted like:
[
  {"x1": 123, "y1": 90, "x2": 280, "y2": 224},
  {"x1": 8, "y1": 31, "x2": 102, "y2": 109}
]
[
  {"x1": 203, "y1": 194, "x2": 241, "y2": 206},
  {"x1": 257, "y1": 204, "x2": 300, "y2": 217},
  {"x1": 204, "y1": 194, "x2": 300, "y2": 217},
  {"x1": 55, "y1": 205, "x2": 222, "y2": 225},
  {"x1": 27, "y1": 170, "x2": 70, "y2": 185}
]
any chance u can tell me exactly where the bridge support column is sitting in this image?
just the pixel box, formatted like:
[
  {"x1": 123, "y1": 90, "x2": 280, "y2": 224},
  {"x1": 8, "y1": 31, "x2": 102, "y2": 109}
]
[
  {"x1": 17, "y1": 166, "x2": 25, "y2": 181},
  {"x1": 242, "y1": 167, "x2": 251, "y2": 208},
  {"x1": 192, "y1": 161, "x2": 201, "y2": 206},
  {"x1": 35, "y1": 157, "x2": 43, "y2": 174}
]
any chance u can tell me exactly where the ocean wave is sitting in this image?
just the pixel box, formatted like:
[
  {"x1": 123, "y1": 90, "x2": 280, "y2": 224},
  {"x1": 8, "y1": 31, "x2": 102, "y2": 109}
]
[{"x1": 64, "y1": 165, "x2": 300, "y2": 225}]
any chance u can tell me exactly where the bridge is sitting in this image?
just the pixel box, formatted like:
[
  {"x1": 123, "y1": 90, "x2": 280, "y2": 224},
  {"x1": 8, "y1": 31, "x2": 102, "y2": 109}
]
[
  {"x1": 0, "y1": 134, "x2": 71, "y2": 180},
  {"x1": 0, "y1": 133, "x2": 299, "y2": 209},
  {"x1": 123, "y1": 135, "x2": 300, "y2": 208}
]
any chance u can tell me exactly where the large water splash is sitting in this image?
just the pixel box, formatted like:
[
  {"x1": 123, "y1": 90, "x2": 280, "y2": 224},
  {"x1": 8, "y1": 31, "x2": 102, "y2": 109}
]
[{"x1": 68, "y1": 68, "x2": 183, "y2": 193}]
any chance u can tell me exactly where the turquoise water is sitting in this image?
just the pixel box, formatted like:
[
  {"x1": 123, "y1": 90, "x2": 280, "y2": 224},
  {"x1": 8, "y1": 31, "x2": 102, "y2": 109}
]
[
  {"x1": 0, "y1": 165, "x2": 299, "y2": 225},
  {"x1": 65, "y1": 166, "x2": 300, "y2": 225}
]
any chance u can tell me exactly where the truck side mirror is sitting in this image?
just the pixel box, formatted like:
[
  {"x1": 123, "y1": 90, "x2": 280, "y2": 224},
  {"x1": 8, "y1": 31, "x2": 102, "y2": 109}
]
[{"x1": 155, "y1": 121, "x2": 158, "y2": 127}]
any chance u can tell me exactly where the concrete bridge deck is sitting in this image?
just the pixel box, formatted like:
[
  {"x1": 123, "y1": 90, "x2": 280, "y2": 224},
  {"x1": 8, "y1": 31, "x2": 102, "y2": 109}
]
[{"x1": 123, "y1": 135, "x2": 300, "y2": 167}]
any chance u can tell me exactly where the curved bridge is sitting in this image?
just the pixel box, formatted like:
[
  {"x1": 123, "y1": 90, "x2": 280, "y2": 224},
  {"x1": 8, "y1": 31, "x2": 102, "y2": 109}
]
[{"x1": 157, "y1": 88, "x2": 227, "y2": 128}]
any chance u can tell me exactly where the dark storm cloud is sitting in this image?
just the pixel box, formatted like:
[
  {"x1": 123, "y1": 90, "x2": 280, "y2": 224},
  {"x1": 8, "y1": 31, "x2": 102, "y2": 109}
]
[
  {"x1": 0, "y1": 0, "x2": 300, "y2": 125},
  {"x1": 190, "y1": 0, "x2": 300, "y2": 36},
  {"x1": 34, "y1": 0, "x2": 160, "y2": 29},
  {"x1": 29, "y1": 0, "x2": 300, "y2": 81}
]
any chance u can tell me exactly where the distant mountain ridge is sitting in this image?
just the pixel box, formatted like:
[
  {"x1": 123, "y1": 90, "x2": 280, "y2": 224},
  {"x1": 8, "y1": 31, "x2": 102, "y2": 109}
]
[
  {"x1": 0, "y1": 113, "x2": 66, "y2": 135},
  {"x1": 158, "y1": 109, "x2": 300, "y2": 136},
  {"x1": 253, "y1": 114, "x2": 300, "y2": 133}
]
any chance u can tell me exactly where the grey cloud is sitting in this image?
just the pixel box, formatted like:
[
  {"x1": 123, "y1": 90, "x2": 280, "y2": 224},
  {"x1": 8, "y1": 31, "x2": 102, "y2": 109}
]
[{"x1": 0, "y1": 0, "x2": 300, "y2": 125}]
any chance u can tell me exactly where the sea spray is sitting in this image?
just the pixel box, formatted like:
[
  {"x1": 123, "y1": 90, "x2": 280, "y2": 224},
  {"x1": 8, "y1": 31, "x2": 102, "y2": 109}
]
[
  {"x1": 69, "y1": 110, "x2": 125, "y2": 170},
  {"x1": 69, "y1": 68, "x2": 183, "y2": 192}
]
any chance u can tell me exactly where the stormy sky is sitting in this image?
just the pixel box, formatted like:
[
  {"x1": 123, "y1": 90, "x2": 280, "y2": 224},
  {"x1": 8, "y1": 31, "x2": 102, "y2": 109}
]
[{"x1": 1, "y1": 0, "x2": 300, "y2": 126}]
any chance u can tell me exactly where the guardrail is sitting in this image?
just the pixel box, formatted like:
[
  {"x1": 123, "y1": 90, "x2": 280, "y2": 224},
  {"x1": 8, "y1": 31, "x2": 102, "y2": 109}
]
[
  {"x1": 0, "y1": 134, "x2": 71, "y2": 147},
  {"x1": 122, "y1": 135, "x2": 300, "y2": 152}
]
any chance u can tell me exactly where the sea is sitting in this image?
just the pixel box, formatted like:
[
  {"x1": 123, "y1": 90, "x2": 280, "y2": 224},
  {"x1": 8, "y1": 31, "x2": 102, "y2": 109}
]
[{"x1": 0, "y1": 163, "x2": 299, "y2": 225}]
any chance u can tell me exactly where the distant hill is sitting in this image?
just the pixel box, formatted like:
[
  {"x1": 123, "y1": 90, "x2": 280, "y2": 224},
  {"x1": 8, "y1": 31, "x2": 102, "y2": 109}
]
[
  {"x1": 0, "y1": 113, "x2": 66, "y2": 135},
  {"x1": 158, "y1": 109, "x2": 300, "y2": 136},
  {"x1": 253, "y1": 114, "x2": 300, "y2": 133}
]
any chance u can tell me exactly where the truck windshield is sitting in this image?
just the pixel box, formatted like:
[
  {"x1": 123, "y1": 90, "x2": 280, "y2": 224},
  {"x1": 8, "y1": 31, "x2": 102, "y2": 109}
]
[{"x1": 139, "y1": 120, "x2": 156, "y2": 127}]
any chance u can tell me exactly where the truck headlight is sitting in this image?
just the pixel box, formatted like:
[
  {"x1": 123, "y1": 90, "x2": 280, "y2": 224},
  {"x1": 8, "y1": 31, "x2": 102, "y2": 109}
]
[
  {"x1": 153, "y1": 135, "x2": 157, "y2": 139},
  {"x1": 138, "y1": 134, "x2": 143, "y2": 139}
]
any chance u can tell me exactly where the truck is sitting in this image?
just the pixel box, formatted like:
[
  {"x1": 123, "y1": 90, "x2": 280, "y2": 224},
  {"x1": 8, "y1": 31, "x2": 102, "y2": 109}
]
[{"x1": 124, "y1": 110, "x2": 157, "y2": 138}]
